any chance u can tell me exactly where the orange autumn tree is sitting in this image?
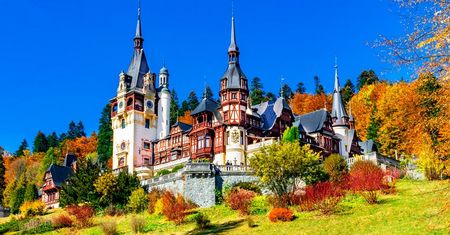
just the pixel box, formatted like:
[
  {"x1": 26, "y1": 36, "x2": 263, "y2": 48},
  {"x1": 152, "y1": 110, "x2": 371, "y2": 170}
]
[
  {"x1": 178, "y1": 111, "x2": 194, "y2": 125},
  {"x1": 61, "y1": 133, "x2": 98, "y2": 160},
  {"x1": 290, "y1": 93, "x2": 332, "y2": 115}
]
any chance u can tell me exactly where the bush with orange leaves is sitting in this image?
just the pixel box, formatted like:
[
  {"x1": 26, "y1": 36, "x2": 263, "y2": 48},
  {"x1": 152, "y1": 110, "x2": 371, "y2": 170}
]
[
  {"x1": 268, "y1": 208, "x2": 294, "y2": 222},
  {"x1": 349, "y1": 160, "x2": 385, "y2": 204},
  {"x1": 161, "y1": 191, "x2": 196, "y2": 225},
  {"x1": 225, "y1": 188, "x2": 256, "y2": 215}
]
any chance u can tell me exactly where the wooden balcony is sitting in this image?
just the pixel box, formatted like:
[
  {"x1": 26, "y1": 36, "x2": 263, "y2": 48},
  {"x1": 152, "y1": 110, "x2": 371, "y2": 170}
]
[{"x1": 193, "y1": 122, "x2": 212, "y2": 129}]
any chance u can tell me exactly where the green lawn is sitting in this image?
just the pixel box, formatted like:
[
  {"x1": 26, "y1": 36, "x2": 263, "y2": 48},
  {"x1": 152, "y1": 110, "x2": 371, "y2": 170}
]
[{"x1": 4, "y1": 179, "x2": 450, "y2": 235}]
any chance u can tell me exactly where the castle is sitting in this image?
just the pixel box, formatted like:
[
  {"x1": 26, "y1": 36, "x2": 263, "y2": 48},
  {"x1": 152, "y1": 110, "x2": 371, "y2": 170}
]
[{"x1": 110, "y1": 5, "x2": 362, "y2": 180}]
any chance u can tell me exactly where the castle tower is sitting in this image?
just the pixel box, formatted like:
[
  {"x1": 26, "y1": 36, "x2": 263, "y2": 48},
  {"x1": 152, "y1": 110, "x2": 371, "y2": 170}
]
[
  {"x1": 331, "y1": 63, "x2": 351, "y2": 158},
  {"x1": 157, "y1": 65, "x2": 171, "y2": 139},
  {"x1": 111, "y1": 4, "x2": 157, "y2": 175},
  {"x1": 219, "y1": 15, "x2": 249, "y2": 166}
]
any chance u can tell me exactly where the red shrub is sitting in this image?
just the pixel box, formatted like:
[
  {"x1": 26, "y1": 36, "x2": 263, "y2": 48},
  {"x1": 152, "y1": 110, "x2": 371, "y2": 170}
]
[
  {"x1": 349, "y1": 161, "x2": 385, "y2": 204},
  {"x1": 65, "y1": 204, "x2": 95, "y2": 228},
  {"x1": 268, "y1": 208, "x2": 294, "y2": 222},
  {"x1": 52, "y1": 214, "x2": 73, "y2": 228},
  {"x1": 161, "y1": 191, "x2": 196, "y2": 225},
  {"x1": 299, "y1": 181, "x2": 343, "y2": 214},
  {"x1": 225, "y1": 189, "x2": 256, "y2": 215}
]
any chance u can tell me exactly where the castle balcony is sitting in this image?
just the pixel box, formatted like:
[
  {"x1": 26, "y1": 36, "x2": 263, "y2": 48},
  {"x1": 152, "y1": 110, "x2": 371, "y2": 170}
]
[
  {"x1": 215, "y1": 164, "x2": 252, "y2": 173},
  {"x1": 193, "y1": 122, "x2": 212, "y2": 130},
  {"x1": 246, "y1": 139, "x2": 275, "y2": 154},
  {"x1": 112, "y1": 165, "x2": 128, "y2": 175}
]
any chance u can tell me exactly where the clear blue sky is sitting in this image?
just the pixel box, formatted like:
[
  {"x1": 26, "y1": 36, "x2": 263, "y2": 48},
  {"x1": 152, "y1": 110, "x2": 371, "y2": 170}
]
[{"x1": 0, "y1": 0, "x2": 409, "y2": 152}]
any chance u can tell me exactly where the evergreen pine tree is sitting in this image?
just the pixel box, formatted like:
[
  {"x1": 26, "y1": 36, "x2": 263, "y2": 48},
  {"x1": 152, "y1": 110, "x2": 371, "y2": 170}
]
[
  {"x1": 97, "y1": 104, "x2": 113, "y2": 164},
  {"x1": 47, "y1": 132, "x2": 59, "y2": 148},
  {"x1": 9, "y1": 174, "x2": 26, "y2": 214},
  {"x1": 33, "y1": 131, "x2": 49, "y2": 153},
  {"x1": 24, "y1": 183, "x2": 38, "y2": 202},
  {"x1": 15, "y1": 139, "x2": 29, "y2": 157},
  {"x1": 296, "y1": 82, "x2": 306, "y2": 94},
  {"x1": 357, "y1": 69, "x2": 380, "y2": 90},
  {"x1": 77, "y1": 121, "x2": 86, "y2": 137},
  {"x1": 341, "y1": 79, "x2": 355, "y2": 105},
  {"x1": 280, "y1": 84, "x2": 294, "y2": 100},
  {"x1": 40, "y1": 147, "x2": 58, "y2": 173},
  {"x1": 113, "y1": 171, "x2": 141, "y2": 207},
  {"x1": 187, "y1": 91, "x2": 199, "y2": 111},
  {"x1": 60, "y1": 158, "x2": 101, "y2": 207},
  {"x1": 170, "y1": 89, "x2": 180, "y2": 125},
  {"x1": 0, "y1": 149, "x2": 5, "y2": 206},
  {"x1": 67, "y1": 121, "x2": 78, "y2": 140},
  {"x1": 250, "y1": 77, "x2": 266, "y2": 105},
  {"x1": 314, "y1": 76, "x2": 325, "y2": 94},
  {"x1": 367, "y1": 110, "x2": 381, "y2": 148},
  {"x1": 265, "y1": 92, "x2": 276, "y2": 102},
  {"x1": 179, "y1": 100, "x2": 189, "y2": 116}
]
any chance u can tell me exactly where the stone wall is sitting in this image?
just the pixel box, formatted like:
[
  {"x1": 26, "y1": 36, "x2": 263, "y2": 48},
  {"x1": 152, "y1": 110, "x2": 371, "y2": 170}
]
[{"x1": 142, "y1": 163, "x2": 257, "y2": 208}]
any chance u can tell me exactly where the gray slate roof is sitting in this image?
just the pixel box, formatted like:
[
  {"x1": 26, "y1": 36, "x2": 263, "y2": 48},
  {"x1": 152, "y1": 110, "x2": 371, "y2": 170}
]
[
  {"x1": 293, "y1": 109, "x2": 328, "y2": 133},
  {"x1": 191, "y1": 97, "x2": 223, "y2": 122},
  {"x1": 45, "y1": 164, "x2": 73, "y2": 187},
  {"x1": 126, "y1": 49, "x2": 149, "y2": 90},
  {"x1": 253, "y1": 97, "x2": 292, "y2": 130},
  {"x1": 222, "y1": 63, "x2": 246, "y2": 89},
  {"x1": 172, "y1": 121, "x2": 192, "y2": 133},
  {"x1": 331, "y1": 65, "x2": 348, "y2": 121},
  {"x1": 359, "y1": 139, "x2": 377, "y2": 154}
]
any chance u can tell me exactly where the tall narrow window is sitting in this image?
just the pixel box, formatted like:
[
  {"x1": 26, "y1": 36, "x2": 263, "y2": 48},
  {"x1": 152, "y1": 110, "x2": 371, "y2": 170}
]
[
  {"x1": 205, "y1": 135, "x2": 211, "y2": 148},
  {"x1": 145, "y1": 119, "x2": 150, "y2": 129},
  {"x1": 121, "y1": 119, "x2": 126, "y2": 129}
]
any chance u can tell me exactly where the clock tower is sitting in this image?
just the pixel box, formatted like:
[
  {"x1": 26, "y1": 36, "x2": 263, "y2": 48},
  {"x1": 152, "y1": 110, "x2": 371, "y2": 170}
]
[{"x1": 110, "y1": 5, "x2": 157, "y2": 177}]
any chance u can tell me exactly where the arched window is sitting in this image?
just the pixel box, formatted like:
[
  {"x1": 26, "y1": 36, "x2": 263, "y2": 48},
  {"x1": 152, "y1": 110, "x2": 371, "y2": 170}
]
[
  {"x1": 121, "y1": 119, "x2": 126, "y2": 129},
  {"x1": 113, "y1": 104, "x2": 118, "y2": 113},
  {"x1": 119, "y1": 157, "x2": 125, "y2": 167}
]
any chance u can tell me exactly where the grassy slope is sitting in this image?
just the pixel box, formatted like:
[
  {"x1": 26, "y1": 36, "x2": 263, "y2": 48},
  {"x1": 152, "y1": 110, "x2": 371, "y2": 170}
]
[{"x1": 8, "y1": 179, "x2": 450, "y2": 235}]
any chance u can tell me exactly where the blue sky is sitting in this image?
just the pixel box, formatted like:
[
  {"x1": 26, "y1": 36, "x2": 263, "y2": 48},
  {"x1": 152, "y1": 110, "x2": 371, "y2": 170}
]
[{"x1": 0, "y1": 0, "x2": 409, "y2": 152}]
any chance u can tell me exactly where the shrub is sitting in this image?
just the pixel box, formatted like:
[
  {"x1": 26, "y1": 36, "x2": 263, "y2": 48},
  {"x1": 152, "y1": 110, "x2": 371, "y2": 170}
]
[
  {"x1": 171, "y1": 164, "x2": 185, "y2": 173},
  {"x1": 105, "y1": 205, "x2": 126, "y2": 216},
  {"x1": 127, "y1": 188, "x2": 148, "y2": 213},
  {"x1": 268, "y1": 208, "x2": 294, "y2": 222},
  {"x1": 225, "y1": 188, "x2": 256, "y2": 215},
  {"x1": 154, "y1": 198, "x2": 164, "y2": 215},
  {"x1": 148, "y1": 188, "x2": 164, "y2": 214},
  {"x1": 161, "y1": 191, "x2": 196, "y2": 225},
  {"x1": 52, "y1": 214, "x2": 73, "y2": 229},
  {"x1": 249, "y1": 196, "x2": 269, "y2": 215},
  {"x1": 21, "y1": 218, "x2": 54, "y2": 234},
  {"x1": 349, "y1": 160, "x2": 385, "y2": 204},
  {"x1": 192, "y1": 212, "x2": 210, "y2": 230},
  {"x1": 65, "y1": 204, "x2": 95, "y2": 228},
  {"x1": 156, "y1": 169, "x2": 171, "y2": 177},
  {"x1": 20, "y1": 200, "x2": 46, "y2": 218},
  {"x1": 130, "y1": 215, "x2": 146, "y2": 234},
  {"x1": 101, "y1": 221, "x2": 118, "y2": 235},
  {"x1": 231, "y1": 182, "x2": 262, "y2": 195},
  {"x1": 0, "y1": 218, "x2": 27, "y2": 233},
  {"x1": 323, "y1": 154, "x2": 348, "y2": 183},
  {"x1": 299, "y1": 181, "x2": 343, "y2": 214}
]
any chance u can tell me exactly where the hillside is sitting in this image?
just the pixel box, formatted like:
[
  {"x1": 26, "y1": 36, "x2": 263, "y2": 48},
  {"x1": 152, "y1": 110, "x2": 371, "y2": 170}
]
[{"x1": 13, "y1": 179, "x2": 446, "y2": 235}]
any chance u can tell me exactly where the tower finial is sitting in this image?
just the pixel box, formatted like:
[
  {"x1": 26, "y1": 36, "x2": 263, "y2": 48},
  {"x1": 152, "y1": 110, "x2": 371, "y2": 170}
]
[
  {"x1": 134, "y1": 0, "x2": 143, "y2": 49},
  {"x1": 228, "y1": 0, "x2": 239, "y2": 56},
  {"x1": 334, "y1": 57, "x2": 340, "y2": 92},
  {"x1": 280, "y1": 76, "x2": 285, "y2": 99}
]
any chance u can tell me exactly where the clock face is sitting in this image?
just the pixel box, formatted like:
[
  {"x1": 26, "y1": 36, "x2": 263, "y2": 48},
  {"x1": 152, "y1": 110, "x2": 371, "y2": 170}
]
[
  {"x1": 146, "y1": 100, "x2": 153, "y2": 109},
  {"x1": 119, "y1": 101, "x2": 124, "y2": 109}
]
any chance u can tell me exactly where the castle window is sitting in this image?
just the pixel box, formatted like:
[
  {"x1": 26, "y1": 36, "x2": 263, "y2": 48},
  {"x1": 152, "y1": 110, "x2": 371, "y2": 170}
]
[
  {"x1": 205, "y1": 135, "x2": 211, "y2": 148},
  {"x1": 127, "y1": 98, "x2": 133, "y2": 107},
  {"x1": 232, "y1": 93, "x2": 237, "y2": 100},
  {"x1": 143, "y1": 157, "x2": 150, "y2": 165},
  {"x1": 197, "y1": 135, "x2": 204, "y2": 149},
  {"x1": 223, "y1": 111, "x2": 228, "y2": 122},
  {"x1": 143, "y1": 142, "x2": 150, "y2": 149},
  {"x1": 145, "y1": 119, "x2": 150, "y2": 129},
  {"x1": 113, "y1": 104, "x2": 118, "y2": 112},
  {"x1": 121, "y1": 119, "x2": 126, "y2": 129},
  {"x1": 119, "y1": 157, "x2": 125, "y2": 167}
]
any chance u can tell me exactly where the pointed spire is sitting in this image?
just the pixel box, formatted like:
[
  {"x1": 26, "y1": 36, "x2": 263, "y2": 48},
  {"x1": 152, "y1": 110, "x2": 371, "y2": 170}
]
[
  {"x1": 331, "y1": 59, "x2": 348, "y2": 124},
  {"x1": 334, "y1": 57, "x2": 340, "y2": 92},
  {"x1": 229, "y1": 17, "x2": 238, "y2": 52},
  {"x1": 134, "y1": 0, "x2": 144, "y2": 49}
]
